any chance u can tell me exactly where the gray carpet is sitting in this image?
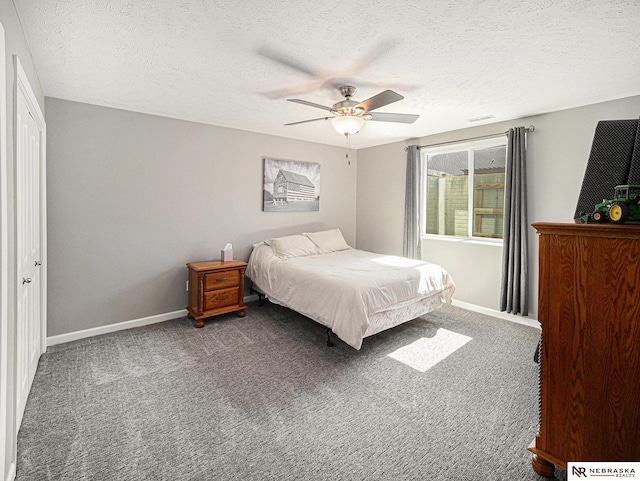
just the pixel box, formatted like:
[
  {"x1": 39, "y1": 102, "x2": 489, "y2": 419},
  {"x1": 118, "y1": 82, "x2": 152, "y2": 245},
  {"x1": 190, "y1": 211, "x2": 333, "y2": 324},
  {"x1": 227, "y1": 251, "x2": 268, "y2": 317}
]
[{"x1": 16, "y1": 302, "x2": 567, "y2": 481}]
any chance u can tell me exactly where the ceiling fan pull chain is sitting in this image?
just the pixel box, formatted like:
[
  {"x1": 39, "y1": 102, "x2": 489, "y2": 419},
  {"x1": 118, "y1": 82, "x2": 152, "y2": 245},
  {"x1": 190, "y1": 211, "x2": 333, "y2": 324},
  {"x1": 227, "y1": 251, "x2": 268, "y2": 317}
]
[{"x1": 346, "y1": 133, "x2": 351, "y2": 165}]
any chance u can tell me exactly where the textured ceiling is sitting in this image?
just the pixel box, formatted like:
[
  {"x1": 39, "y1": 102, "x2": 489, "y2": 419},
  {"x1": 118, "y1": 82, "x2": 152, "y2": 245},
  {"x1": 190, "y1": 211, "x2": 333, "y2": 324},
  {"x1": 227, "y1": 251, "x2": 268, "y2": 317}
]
[{"x1": 13, "y1": 0, "x2": 640, "y2": 149}]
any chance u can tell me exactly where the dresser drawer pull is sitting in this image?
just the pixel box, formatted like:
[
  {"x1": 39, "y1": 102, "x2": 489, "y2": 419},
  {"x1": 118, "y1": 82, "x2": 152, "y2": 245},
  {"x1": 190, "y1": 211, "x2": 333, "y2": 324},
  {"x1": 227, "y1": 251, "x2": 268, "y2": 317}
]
[
  {"x1": 215, "y1": 277, "x2": 229, "y2": 282},
  {"x1": 216, "y1": 295, "x2": 229, "y2": 301}
]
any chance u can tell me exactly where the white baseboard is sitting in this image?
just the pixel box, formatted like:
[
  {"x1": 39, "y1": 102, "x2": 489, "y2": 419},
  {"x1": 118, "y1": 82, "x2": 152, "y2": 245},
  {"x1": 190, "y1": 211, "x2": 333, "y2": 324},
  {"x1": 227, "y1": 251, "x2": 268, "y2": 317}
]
[
  {"x1": 451, "y1": 300, "x2": 540, "y2": 329},
  {"x1": 5, "y1": 462, "x2": 15, "y2": 481},
  {"x1": 46, "y1": 294, "x2": 262, "y2": 347},
  {"x1": 46, "y1": 309, "x2": 188, "y2": 347},
  {"x1": 244, "y1": 293, "x2": 259, "y2": 303},
  {"x1": 46, "y1": 296, "x2": 532, "y2": 347}
]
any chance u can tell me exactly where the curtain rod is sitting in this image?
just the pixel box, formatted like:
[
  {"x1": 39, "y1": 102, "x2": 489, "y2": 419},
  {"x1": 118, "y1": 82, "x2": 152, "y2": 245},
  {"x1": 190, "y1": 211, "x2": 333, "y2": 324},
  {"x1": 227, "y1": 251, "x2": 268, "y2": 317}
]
[{"x1": 404, "y1": 125, "x2": 535, "y2": 151}]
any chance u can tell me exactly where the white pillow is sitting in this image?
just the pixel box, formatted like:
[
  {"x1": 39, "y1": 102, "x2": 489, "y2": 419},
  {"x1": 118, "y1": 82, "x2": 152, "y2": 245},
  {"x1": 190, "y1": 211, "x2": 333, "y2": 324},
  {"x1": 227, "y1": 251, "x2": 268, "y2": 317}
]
[
  {"x1": 303, "y1": 229, "x2": 350, "y2": 253},
  {"x1": 265, "y1": 234, "x2": 321, "y2": 259}
]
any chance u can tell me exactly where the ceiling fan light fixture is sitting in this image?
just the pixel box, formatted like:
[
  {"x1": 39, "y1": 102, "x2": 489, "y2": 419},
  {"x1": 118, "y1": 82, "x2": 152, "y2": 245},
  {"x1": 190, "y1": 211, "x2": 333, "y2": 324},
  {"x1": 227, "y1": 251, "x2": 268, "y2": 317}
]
[{"x1": 331, "y1": 115, "x2": 365, "y2": 136}]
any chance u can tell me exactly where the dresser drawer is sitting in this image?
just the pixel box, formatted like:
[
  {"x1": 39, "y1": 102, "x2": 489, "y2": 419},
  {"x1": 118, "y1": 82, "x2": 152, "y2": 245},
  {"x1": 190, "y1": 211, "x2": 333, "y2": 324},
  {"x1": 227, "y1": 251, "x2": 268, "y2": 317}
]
[
  {"x1": 204, "y1": 270, "x2": 240, "y2": 291},
  {"x1": 204, "y1": 287, "x2": 239, "y2": 311}
]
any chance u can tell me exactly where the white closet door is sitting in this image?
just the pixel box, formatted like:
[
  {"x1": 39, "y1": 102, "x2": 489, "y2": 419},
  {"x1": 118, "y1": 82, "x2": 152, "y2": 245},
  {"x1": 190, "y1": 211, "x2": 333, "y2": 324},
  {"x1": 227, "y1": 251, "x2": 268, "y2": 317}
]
[{"x1": 15, "y1": 61, "x2": 45, "y2": 431}]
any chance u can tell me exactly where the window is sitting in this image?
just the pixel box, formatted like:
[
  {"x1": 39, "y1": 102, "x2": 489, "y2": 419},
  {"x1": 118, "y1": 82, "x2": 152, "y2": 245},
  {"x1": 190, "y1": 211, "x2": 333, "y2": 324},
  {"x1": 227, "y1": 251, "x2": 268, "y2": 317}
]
[{"x1": 422, "y1": 137, "x2": 507, "y2": 240}]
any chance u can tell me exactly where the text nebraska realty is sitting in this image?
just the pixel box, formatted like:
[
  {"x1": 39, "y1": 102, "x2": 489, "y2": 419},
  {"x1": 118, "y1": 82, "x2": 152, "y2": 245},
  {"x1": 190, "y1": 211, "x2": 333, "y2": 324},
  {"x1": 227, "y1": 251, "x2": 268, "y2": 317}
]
[{"x1": 573, "y1": 466, "x2": 636, "y2": 478}]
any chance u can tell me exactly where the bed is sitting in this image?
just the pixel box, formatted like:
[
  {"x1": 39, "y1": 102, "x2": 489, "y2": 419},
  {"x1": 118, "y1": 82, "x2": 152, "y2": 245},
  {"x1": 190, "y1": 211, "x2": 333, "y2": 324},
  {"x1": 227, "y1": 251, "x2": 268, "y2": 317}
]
[{"x1": 246, "y1": 229, "x2": 455, "y2": 350}]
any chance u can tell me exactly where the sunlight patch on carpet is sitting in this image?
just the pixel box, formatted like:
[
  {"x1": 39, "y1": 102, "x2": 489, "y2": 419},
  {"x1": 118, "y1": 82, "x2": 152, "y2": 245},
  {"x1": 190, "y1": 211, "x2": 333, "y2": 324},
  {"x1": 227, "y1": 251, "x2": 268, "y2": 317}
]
[{"x1": 387, "y1": 329, "x2": 472, "y2": 372}]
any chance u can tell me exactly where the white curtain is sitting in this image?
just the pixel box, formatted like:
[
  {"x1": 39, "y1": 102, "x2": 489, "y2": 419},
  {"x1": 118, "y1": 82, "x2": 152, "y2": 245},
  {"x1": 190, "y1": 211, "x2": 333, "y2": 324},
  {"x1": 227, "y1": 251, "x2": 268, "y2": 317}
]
[
  {"x1": 500, "y1": 127, "x2": 528, "y2": 315},
  {"x1": 403, "y1": 145, "x2": 422, "y2": 259}
]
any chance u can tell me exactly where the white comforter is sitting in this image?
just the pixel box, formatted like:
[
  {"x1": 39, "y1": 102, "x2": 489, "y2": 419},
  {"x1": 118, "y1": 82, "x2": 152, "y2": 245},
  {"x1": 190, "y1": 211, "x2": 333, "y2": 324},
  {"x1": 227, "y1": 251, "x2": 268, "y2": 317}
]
[{"x1": 247, "y1": 244, "x2": 455, "y2": 349}]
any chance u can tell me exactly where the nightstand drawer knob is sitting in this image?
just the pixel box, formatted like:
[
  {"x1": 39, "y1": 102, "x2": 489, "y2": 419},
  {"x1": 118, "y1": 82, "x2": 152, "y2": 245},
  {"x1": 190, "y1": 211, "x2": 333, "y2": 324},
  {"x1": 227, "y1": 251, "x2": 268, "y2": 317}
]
[
  {"x1": 216, "y1": 277, "x2": 229, "y2": 282},
  {"x1": 216, "y1": 295, "x2": 229, "y2": 301}
]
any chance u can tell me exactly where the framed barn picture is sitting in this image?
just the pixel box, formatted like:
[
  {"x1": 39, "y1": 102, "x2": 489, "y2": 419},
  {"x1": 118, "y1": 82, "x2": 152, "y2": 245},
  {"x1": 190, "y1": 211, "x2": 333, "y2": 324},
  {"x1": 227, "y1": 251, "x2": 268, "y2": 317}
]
[{"x1": 263, "y1": 157, "x2": 320, "y2": 212}]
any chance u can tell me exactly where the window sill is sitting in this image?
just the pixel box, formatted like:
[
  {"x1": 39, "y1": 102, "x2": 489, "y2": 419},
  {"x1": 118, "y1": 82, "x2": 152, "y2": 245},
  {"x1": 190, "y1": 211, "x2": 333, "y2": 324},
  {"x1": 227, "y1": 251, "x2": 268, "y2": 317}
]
[{"x1": 421, "y1": 234, "x2": 503, "y2": 247}]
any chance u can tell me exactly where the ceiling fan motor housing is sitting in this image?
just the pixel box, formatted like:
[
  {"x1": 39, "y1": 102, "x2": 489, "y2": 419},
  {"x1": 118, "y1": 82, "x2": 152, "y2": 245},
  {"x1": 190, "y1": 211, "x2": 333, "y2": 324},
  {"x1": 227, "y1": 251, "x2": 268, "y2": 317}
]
[
  {"x1": 332, "y1": 99, "x2": 364, "y2": 117},
  {"x1": 332, "y1": 86, "x2": 366, "y2": 117},
  {"x1": 338, "y1": 85, "x2": 357, "y2": 98}
]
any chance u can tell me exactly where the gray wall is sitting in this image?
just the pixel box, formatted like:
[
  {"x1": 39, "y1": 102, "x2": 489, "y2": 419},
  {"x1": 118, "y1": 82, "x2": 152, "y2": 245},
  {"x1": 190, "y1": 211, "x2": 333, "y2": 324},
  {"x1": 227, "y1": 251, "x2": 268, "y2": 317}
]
[
  {"x1": 356, "y1": 95, "x2": 640, "y2": 320},
  {"x1": 46, "y1": 98, "x2": 357, "y2": 337},
  {"x1": 0, "y1": 0, "x2": 45, "y2": 478}
]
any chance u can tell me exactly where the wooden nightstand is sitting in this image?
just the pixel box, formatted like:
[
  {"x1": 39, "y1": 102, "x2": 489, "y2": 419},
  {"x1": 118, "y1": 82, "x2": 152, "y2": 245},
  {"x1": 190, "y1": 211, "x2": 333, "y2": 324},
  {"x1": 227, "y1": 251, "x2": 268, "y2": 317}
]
[{"x1": 186, "y1": 260, "x2": 247, "y2": 328}]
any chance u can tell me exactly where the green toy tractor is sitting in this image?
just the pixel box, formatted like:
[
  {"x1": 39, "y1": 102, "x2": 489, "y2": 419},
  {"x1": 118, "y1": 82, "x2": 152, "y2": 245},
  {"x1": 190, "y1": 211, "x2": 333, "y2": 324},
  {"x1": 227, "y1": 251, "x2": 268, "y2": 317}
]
[{"x1": 579, "y1": 184, "x2": 640, "y2": 224}]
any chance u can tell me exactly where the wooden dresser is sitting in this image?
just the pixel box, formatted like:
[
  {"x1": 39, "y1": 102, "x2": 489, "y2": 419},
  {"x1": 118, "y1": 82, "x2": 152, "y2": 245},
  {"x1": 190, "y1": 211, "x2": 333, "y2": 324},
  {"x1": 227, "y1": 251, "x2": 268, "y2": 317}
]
[
  {"x1": 186, "y1": 260, "x2": 247, "y2": 328},
  {"x1": 529, "y1": 222, "x2": 640, "y2": 476}
]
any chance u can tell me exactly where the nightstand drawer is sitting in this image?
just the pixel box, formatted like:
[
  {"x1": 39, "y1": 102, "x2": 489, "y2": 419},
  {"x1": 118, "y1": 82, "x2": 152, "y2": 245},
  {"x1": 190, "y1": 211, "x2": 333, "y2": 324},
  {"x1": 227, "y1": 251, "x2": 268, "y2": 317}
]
[
  {"x1": 204, "y1": 287, "x2": 239, "y2": 311},
  {"x1": 204, "y1": 270, "x2": 240, "y2": 291}
]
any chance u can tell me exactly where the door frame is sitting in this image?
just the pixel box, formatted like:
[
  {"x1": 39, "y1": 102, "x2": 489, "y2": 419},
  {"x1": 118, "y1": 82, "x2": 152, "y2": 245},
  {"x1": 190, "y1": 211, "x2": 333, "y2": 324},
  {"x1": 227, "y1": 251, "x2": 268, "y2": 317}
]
[{"x1": 0, "y1": 20, "x2": 10, "y2": 481}]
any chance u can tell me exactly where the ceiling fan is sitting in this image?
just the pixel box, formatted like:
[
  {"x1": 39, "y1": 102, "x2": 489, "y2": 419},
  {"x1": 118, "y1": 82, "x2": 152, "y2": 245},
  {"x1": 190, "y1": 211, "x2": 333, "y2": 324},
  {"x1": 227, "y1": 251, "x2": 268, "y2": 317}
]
[{"x1": 285, "y1": 85, "x2": 419, "y2": 136}]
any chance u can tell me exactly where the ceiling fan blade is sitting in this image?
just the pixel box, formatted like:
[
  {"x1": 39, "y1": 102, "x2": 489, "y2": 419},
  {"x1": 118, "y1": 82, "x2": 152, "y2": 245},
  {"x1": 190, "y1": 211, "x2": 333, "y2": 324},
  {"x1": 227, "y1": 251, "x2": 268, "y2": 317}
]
[
  {"x1": 368, "y1": 112, "x2": 420, "y2": 124},
  {"x1": 351, "y1": 39, "x2": 399, "y2": 74},
  {"x1": 287, "y1": 99, "x2": 333, "y2": 111},
  {"x1": 356, "y1": 90, "x2": 404, "y2": 112},
  {"x1": 284, "y1": 117, "x2": 331, "y2": 126},
  {"x1": 257, "y1": 46, "x2": 319, "y2": 77}
]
